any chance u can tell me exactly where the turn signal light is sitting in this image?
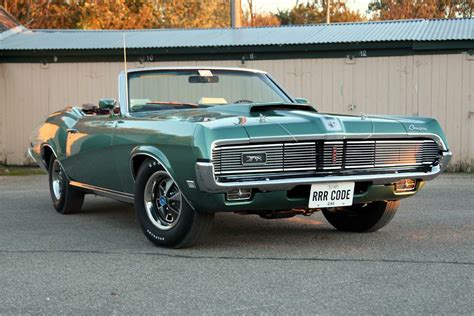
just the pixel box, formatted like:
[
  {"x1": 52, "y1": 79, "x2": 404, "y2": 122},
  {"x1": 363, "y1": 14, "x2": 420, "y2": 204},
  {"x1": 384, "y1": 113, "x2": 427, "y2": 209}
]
[
  {"x1": 394, "y1": 179, "x2": 417, "y2": 192},
  {"x1": 226, "y1": 188, "x2": 252, "y2": 201}
]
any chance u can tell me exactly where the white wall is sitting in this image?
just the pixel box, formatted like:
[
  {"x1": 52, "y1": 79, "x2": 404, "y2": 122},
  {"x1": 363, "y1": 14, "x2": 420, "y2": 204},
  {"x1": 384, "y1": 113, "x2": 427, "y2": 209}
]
[{"x1": 0, "y1": 54, "x2": 472, "y2": 169}]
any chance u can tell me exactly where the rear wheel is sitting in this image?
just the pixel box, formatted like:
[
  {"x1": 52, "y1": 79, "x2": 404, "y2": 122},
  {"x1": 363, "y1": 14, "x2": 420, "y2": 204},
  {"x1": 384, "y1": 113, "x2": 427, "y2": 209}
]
[
  {"x1": 322, "y1": 201, "x2": 399, "y2": 232},
  {"x1": 134, "y1": 159, "x2": 214, "y2": 248},
  {"x1": 48, "y1": 156, "x2": 84, "y2": 214}
]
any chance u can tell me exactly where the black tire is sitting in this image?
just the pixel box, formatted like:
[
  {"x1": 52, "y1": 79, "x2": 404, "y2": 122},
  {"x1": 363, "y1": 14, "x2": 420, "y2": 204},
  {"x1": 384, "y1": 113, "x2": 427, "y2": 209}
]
[
  {"x1": 48, "y1": 155, "x2": 84, "y2": 214},
  {"x1": 322, "y1": 201, "x2": 400, "y2": 232},
  {"x1": 134, "y1": 158, "x2": 214, "y2": 248}
]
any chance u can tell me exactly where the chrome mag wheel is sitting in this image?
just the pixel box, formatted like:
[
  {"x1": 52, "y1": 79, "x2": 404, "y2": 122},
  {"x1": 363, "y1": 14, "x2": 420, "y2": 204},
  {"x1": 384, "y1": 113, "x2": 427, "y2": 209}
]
[
  {"x1": 51, "y1": 159, "x2": 64, "y2": 200},
  {"x1": 144, "y1": 171, "x2": 182, "y2": 230}
]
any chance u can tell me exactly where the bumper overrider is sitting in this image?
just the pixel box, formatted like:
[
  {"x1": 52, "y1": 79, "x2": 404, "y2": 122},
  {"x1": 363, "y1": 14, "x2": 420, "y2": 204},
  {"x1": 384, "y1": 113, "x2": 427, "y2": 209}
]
[
  {"x1": 195, "y1": 151, "x2": 452, "y2": 193},
  {"x1": 28, "y1": 148, "x2": 48, "y2": 172}
]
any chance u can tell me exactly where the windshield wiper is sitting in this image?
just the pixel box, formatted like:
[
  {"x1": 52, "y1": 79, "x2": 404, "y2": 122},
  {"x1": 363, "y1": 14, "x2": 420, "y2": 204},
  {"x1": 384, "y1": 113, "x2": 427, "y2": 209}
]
[{"x1": 146, "y1": 101, "x2": 199, "y2": 108}]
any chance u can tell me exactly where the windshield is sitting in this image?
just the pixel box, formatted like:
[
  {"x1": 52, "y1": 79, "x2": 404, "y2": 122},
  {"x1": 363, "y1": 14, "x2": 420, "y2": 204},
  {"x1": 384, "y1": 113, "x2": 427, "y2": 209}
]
[{"x1": 128, "y1": 69, "x2": 291, "y2": 113}]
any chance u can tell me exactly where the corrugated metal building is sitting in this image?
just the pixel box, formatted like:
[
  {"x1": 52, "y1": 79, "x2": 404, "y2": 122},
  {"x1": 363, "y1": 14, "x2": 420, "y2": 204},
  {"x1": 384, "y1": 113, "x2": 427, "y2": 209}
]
[{"x1": 0, "y1": 15, "x2": 473, "y2": 169}]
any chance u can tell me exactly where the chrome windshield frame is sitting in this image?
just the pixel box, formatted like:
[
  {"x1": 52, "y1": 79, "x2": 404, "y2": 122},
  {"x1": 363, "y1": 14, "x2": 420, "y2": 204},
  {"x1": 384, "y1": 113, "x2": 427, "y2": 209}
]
[{"x1": 118, "y1": 66, "x2": 294, "y2": 117}]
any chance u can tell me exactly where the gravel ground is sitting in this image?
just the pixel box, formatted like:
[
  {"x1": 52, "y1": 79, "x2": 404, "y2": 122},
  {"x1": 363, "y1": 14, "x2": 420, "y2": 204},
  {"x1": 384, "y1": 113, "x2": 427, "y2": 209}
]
[{"x1": 0, "y1": 174, "x2": 473, "y2": 314}]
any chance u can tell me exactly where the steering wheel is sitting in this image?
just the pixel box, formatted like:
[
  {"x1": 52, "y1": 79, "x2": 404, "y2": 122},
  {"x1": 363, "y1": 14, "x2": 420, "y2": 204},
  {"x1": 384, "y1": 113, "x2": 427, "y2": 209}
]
[{"x1": 234, "y1": 99, "x2": 253, "y2": 104}]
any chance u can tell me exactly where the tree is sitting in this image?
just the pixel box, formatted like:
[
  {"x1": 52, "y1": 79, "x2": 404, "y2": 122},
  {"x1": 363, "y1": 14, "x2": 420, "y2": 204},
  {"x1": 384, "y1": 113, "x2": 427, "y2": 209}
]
[
  {"x1": 245, "y1": 13, "x2": 280, "y2": 26},
  {"x1": 1, "y1": 0, "x2": 231, "y2": 29},
  {"x1": 276, "y1": 0, "x2": 365, "y2": 25},
  {"x1": 3, "y1": 0, "x2": 471, "y2": 30},
  {"x1": 161, "y1": 0, "x2": 230, "y2": 29},
  {"x1": 243, "y1": 0, "x2": 280, "y2": 27},
  {"x1": 77, "y1": 0, "x2": 162, "y2": 29},
  {"x1": 369, "y1": 0, "x2": 473, "y2": 19},
  {"x1": 2, "y1": 0, "x2": 82, "y2": 29}
]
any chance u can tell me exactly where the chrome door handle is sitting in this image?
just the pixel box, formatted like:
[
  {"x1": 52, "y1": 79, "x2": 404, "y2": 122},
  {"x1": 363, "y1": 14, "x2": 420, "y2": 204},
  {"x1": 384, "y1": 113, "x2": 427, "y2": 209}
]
[{"x1": 67, "y1": 128, "x2": 78, "y2": 134}]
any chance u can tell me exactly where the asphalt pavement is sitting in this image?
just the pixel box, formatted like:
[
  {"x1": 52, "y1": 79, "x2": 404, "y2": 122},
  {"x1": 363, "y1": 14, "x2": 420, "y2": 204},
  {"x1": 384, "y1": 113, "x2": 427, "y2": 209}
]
[{"x1": 0, "y1": 174, "x2": 473, "y2": 314}]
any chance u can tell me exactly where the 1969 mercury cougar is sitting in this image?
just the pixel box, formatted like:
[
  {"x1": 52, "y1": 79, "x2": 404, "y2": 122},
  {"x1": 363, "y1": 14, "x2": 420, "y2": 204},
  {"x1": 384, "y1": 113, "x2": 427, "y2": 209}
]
[{"x1": 29, "y1": 67, "x2": 452, "y2": 248}]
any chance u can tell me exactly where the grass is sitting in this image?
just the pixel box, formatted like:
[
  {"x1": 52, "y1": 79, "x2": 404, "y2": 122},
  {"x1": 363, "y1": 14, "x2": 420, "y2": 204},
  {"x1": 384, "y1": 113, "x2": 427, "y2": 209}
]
[{"x1": 0, "y1": 164, "x2": 46, "y2": 176}]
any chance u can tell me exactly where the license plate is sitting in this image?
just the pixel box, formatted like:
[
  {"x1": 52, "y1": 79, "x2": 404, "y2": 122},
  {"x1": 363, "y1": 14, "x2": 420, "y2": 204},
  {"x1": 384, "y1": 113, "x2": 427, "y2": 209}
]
[{"x1": 308, "y1": 182, "x2": 355, "y2": 208}]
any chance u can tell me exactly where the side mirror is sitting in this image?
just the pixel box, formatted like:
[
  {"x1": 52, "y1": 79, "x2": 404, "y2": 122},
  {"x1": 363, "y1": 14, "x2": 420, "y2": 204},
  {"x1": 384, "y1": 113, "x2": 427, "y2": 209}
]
[
  {"x1": 98, "y1": 98, "x2": 117, "y2": 110},
  {"x1": 294, "y1": 98, "x2": 309, "y2": 105}
]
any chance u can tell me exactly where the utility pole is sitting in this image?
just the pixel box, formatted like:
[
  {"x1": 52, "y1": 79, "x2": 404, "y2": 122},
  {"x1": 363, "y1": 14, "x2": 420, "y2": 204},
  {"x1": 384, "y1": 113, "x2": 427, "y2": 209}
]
[
  {"x1": 231, "y1": 0, "x2": 242, "y2": 28},
  {"x1": 326, "y1": 0, "x2": 331, "y2": 24}
]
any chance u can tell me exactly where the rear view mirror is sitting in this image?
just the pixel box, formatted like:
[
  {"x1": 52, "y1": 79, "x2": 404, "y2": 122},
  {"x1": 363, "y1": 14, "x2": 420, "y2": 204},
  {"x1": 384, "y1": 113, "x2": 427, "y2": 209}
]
[
  {"x1": 294, "y1": 98, "x2": 309, "y2": 104},
  {"x1": 98, "y1": 98, "x2": 117, "y2": 110},
  {"x1": 188, "y1": 76, "x2": 219, "y2": 83}
]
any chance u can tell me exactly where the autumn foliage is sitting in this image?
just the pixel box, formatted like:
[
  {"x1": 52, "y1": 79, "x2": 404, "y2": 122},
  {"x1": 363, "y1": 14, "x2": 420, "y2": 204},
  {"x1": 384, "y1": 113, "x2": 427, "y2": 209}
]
[
  {"x1": 369, "y1": 0, "x2": 473, "y2": 20},
  {"x1": 1, "y1": 0, "x2": 472, "y2": 30},
  {"x1": 276, "y1": 0, "x2": 366, "y2": 25},
  {"x1": 1, "y1": 0, "x2": 231, "y2": 29}
]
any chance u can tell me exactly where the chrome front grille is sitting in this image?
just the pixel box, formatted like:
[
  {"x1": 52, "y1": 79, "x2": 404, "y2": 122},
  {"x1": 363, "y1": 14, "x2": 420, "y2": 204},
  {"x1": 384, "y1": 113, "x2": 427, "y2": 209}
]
[
  {"x1": 212, "y1": 143, "x2": 284, "y2": 174},
  {"x1": 212, "y1": 139, "x2": 441, "y2": 176},
  {"x1": 324, "y1": 140, "x2": 438, "y2": 170},
  {"x1": 322, "y1": 141, "x2": 343, "y2": 170},
  {"x1": 283, "y1": 142, "x2": 317, "y2": 171}
]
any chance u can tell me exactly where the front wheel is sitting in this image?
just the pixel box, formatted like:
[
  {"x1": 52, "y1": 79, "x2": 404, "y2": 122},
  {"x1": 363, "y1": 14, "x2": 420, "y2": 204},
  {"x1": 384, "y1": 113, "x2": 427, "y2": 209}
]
[
  {"x1": 134, "y1": 159, "x2": 214, "y2": 248},
  {"x1": 322, "y1": 201, "x2": 400, "y2": 232},
  {"x1": 48, "y1": 156, "x2": 84, "y2": 214}
]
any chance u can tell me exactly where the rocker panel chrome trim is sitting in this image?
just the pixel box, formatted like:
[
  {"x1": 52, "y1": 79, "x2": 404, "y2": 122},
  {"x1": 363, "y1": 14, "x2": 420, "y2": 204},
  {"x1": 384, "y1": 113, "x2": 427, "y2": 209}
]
[{"x1": 69, "y1": 181, "x2": 134, "y2": 203}]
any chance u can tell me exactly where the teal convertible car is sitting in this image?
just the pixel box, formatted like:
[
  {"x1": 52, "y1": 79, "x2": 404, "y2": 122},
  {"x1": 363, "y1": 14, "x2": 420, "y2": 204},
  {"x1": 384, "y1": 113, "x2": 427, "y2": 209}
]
[{"x1": 29, "y1": 67, "x2": 452, "y2": 248}]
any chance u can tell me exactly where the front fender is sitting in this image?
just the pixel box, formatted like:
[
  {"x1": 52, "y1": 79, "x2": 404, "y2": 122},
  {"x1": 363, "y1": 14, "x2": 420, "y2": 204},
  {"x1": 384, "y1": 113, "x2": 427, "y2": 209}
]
[
  {"x1": 41, "y1": 141, "x2": 60, "y2": 162},
  {"x1": 130, "y1": 145, "x2": 175, "y2": 180},
  {"x1": 129, "y1": 145, "x2": 199, "y2": 210}
]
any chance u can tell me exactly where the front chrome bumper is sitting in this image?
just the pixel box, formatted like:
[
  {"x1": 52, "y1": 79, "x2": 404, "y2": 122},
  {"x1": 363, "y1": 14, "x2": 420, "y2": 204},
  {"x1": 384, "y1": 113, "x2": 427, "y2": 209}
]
[
  {"x1": 27, "y1": 148, "x2": 48, "y2": 172},
  {"x1": 195, "y1": 151, "x2": 452, "y2": 193}
]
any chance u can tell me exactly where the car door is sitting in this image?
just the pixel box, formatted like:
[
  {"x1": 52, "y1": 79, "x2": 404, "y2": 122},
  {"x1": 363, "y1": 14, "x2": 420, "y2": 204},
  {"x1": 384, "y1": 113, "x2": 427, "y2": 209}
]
[{"x1": 62, "y1": 115, "x2": 122, "y2": 191}]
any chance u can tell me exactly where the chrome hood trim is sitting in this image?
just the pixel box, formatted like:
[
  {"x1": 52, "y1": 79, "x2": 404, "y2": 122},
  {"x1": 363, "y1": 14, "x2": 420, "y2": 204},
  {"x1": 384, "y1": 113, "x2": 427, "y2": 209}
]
[{"x1": 211, "y1": 133, "x2": 448, "y2": 152}]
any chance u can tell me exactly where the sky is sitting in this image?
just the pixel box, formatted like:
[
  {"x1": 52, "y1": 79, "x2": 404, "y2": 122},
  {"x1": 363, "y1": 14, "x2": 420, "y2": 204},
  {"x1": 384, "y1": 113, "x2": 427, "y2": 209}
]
[{"x1": 243, "y1": 0, "x2": 372, "y2": 15}]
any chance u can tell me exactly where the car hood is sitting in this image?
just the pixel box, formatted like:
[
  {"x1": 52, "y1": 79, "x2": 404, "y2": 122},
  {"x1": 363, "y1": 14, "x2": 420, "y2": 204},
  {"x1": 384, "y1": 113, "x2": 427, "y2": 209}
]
[
  {"x1": 186, "y1": 102, "x2": 440, "y2": 137},
  {"x1": 139, "y1": 102, "x2": 446, "y2": 151}
]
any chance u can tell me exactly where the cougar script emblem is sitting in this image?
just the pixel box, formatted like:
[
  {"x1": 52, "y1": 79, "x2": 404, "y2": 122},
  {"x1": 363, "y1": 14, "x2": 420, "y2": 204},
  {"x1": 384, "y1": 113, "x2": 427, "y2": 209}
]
[{"x1": 408, "y1": 124, "x2": 427, "y2": 132}]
